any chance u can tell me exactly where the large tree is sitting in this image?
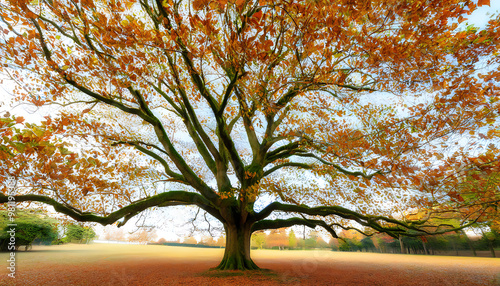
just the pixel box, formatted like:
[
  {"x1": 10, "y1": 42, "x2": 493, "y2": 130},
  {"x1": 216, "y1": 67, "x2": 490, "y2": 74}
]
[{"x1": 1, "y1": 0, "x2": 499, "y2": 270}]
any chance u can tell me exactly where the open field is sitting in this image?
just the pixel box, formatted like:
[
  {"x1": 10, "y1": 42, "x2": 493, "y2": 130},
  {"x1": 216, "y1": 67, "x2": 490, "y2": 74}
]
[{"x1": 1, "y1": 243, "x2": 500, "y2": 285}]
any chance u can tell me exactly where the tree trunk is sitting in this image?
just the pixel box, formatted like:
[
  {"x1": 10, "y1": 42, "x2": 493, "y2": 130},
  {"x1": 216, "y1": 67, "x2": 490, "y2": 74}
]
[
  {"x1": 460, "y1": 231, "x2": 476, "y2": 257},
  {"x1": 452, "y1": 239, "x2": 458, "y2": 256},
  {"x1": 399, "y1": 236, "x2": 406, "y2": 254},
  {"x1": 303, "y1": 225, "x2": 306, "y2": 250},
  {"x1": 214, "y1": 223, "x2": 259, "y2": 270},
  {"x1": 480, "y1": 229, "x2": 496, "y2": 258},
  {"x1": 488, "y1": 240, "x2": 496, "y2": 258},
  {"x1": 422, "y1": 241, "x2": 428, "y2": 255}
]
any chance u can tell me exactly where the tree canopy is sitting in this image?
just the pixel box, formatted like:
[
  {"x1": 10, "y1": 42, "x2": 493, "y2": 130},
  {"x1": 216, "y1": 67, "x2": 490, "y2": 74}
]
[{"x1": 0, "y1": 0, "x2": 499, "y2": 270}]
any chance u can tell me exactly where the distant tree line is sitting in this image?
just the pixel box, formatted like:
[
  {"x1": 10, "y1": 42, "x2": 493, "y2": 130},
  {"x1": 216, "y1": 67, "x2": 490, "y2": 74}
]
[
  {"x1": 156, "y1": 226, "x2": 499, "y2": 255},
  {"x1": 99, "y1": 225, "x2": 159, "y2": 244},
  {"x1": 331, "y1": 228, "x2": 500, "y2": 257},
  {"x1": 151, "y1": 236, "x2": 226, "y2": 248},
  {"x1": 250, "y1": 228, "x2": 329, "y2": 250},
  {"x1": 244, "y1": 227, "x2": 500, "y2": 257}
]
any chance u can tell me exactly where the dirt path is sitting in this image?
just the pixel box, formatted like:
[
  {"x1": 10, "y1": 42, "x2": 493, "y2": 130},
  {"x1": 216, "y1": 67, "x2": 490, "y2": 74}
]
[{"x1": 1, "y1": 244, "x2": 499, "y2": 285}]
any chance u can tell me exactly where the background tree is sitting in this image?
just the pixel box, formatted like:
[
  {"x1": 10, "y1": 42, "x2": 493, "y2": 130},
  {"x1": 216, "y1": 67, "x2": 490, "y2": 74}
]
[
  {"x1": 371, "y1": 233, "x2": 398, "y2": 253},
  {"x1": 288, "y1": 229, "x2": 297, "y2": 249},
  {"x1": 128, "y1": 228, "x2": 157, "y2": 244},
  {"x1": 250, "y1": 230, "x2": 267, "y2": 249},
  {"x1": 304, "y1": 230, "x2": 319, "y2": 249},
  {"x1": 183, "y1": 236, "x2": 198, "y2": 245},
  {"x1": 475, "y1": 223, "x2": 500, "y2": 257},
  {"x1": 0, "y1": 210, "x2": 59, "y2": 251},
  {"x1": 329, "y1": 237, "x2": 339, "y2": 251},
  {"x1": 360, "y1": 236, "x2": 376, "y2": 252},
  {"x1": 64, "y1": 224, "x2": 96, "y2": 244},
  {"x1": 1, "y1": 0, "x2": 499, "y2": 270},
  {"x1": 266, "y1": 228, "x2": 288, "y2": 250},
  {"x1": 315, "y1": 236, "x2": 329, "y2": 249},
  {"x1": 199, "y1": 235, "x2": 216, "y2": 246},
  {"x1": 214, "y1": 235, "x2": 226, "y2": 248},
  {"x1": 102, "y1": 226, "x2": 126, "y2": 242}
]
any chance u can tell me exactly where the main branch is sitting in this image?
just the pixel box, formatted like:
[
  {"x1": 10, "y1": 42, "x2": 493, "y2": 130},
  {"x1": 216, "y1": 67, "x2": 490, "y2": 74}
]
[
  {"x1": 254, "y1": 202, "x2": 481, "y2": 238},
  {"x1": 0, "y1": 191, "x2": 222, "y2": 226}
]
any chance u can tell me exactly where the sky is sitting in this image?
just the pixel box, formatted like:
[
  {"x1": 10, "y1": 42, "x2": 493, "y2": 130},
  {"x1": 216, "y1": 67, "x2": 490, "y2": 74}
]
[{"x1": 467, "y1": 0, "x2": 500, "y2": 28}]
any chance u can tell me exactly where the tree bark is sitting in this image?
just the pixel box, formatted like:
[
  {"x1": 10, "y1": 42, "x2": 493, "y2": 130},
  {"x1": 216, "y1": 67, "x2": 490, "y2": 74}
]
[
  {"x1": 488, "y1": 240, "x2": 496, "y2": 258},
  {"x1": 452, "y1": 238, "x2": 458, "y2": 256},
  {"x1": 480, "y1": 229, "x2": 496, "y2": 258},
  {"x1": 399, "y1": 236, "x2": 406, "y2": 254},
  {"x1": 460, "y1": 231, "x2": 476, "y2": 257},
  {"x1": 214, "y1": 223, "x2": 259, "y2": 270},
  {"x1": 422, "y1": 240, "x2": 428, "y2": 255}
]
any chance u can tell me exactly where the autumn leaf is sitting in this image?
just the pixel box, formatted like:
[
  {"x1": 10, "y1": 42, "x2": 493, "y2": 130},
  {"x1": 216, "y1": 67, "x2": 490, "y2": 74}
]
[{"x1": 478, "y1": 0, "x2": 490, "y2": 7}]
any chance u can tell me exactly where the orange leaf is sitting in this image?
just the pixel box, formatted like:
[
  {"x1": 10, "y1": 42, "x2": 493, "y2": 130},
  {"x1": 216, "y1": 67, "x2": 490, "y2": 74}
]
[
  {"x1": 253, "y1": 10, "x2": 263, "y2": 20},
  {"x1": 477, "y1": 0, "x2": 490, "y2": 7}
]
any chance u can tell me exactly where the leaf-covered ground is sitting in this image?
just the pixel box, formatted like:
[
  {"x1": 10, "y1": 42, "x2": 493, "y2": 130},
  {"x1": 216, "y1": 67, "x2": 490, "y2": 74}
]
[{"x1": 1, "y1": 244, "x2": 499, "y2": 285}]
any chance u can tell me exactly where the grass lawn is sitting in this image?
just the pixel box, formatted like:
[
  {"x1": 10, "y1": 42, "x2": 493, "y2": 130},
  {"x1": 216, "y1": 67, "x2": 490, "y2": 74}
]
[{"x1": 1, "y1": 243, "x2": 500, "y2": 285}]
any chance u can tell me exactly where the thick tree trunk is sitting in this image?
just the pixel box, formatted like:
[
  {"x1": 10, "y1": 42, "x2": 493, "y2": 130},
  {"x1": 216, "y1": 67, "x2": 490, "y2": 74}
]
[{"x1": 214, "y1": 223, "x2": 259, "y2": 270}]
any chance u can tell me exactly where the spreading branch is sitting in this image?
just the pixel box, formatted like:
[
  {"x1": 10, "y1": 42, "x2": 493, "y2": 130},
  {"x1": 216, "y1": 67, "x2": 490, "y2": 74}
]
[
  {"x1": 0, "y1": 191, "x2": 223, "y2": 226},
  {"x1": 254, "y1": 202, "x2": 482, "y2": 238}
]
